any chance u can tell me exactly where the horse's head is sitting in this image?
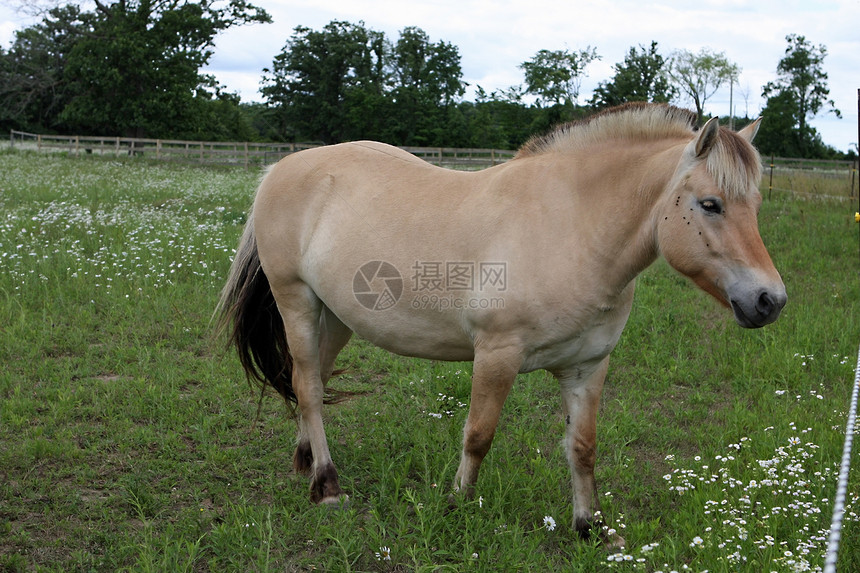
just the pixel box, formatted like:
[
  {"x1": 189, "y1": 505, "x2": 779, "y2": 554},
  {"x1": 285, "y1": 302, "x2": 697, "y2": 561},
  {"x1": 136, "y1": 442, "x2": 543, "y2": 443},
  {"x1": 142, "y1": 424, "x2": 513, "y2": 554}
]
[{"x1": 657, "y1": 117, "x2": 786, "y2": 328}]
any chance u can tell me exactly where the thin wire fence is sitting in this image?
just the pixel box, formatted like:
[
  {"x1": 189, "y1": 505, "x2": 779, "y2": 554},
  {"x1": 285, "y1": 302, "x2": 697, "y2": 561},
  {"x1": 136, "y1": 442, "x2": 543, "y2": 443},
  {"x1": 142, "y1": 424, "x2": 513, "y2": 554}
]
[
  {"x1": 765, "y1": 156, "x2": 859, "y2": 202},
  {"x1": 823, "y1": 343, "x2": 860, "y2": 573}
]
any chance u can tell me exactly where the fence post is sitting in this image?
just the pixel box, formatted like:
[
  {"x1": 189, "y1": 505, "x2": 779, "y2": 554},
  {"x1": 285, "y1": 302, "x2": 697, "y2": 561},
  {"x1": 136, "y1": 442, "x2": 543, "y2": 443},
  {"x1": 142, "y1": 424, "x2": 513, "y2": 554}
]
[
  {"x1": 768, "y1": 154, "x2": 774, "y2": 200},
  {"x1": 852, "y1": 160, "x2": 857, "y2": 199}
]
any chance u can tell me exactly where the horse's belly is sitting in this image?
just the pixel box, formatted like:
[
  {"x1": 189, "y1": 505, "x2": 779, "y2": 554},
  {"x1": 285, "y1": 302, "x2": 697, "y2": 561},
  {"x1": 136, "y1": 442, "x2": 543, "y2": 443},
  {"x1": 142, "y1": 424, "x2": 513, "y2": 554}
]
[{"x1": 335, "y1": 305, "x2": 476, "y2": 361}]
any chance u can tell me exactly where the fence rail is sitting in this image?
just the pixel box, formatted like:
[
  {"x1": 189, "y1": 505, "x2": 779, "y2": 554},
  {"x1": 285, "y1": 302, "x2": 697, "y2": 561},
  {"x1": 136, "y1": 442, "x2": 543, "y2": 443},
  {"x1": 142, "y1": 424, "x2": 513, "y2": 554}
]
[
  {"x1": 8, "y1": 130, "x2": 516, "y2": 170},
  {"x1": 8, "y1": 131, "x2": 858, "y2": 197}
]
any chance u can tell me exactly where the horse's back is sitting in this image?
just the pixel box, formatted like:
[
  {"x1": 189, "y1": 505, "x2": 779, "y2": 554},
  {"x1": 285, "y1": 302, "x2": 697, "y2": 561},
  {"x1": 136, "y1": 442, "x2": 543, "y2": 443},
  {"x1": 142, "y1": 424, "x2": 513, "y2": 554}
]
[
  {"x1": 268, "y1": 141, "x2": 433, "y2": 185},
  {"x1": 256, "y1": 141, "x2": 462, "y2": 220}
]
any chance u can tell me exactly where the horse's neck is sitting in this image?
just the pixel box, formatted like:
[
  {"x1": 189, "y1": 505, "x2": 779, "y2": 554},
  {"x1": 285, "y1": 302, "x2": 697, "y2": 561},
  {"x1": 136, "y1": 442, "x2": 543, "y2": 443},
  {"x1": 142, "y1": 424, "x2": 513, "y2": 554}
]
[{"x1": 568, "y1": 141, "x2": 683, "y2": 291}]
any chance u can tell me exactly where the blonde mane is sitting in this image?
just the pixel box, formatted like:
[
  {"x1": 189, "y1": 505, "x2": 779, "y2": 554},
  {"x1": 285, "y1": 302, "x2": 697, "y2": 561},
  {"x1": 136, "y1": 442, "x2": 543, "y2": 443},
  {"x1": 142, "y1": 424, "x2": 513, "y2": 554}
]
[{"x1": 516, "y1": 103, "x2": 762, "y2": 198}]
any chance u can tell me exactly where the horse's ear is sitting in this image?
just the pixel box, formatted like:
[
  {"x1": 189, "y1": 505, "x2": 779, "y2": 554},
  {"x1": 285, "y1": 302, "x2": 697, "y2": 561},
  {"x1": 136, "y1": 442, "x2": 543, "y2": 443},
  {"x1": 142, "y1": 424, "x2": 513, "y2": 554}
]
[
  {"x1": 737, "y1": 117, "x2": 762, "y2": 143},
  {"x1": 694, "y1": 117, "x2": 720, "y2": 158}
]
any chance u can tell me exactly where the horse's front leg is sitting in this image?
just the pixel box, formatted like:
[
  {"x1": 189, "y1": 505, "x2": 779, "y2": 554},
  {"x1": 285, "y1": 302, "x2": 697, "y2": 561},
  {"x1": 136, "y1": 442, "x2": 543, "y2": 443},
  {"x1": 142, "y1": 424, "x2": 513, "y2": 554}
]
[
  {"x1": 453, "y1": 345, "x2": 522, "y2": 496},
  {"x1": 557, "y1": 357, "x2": 625, "y2": 549}
]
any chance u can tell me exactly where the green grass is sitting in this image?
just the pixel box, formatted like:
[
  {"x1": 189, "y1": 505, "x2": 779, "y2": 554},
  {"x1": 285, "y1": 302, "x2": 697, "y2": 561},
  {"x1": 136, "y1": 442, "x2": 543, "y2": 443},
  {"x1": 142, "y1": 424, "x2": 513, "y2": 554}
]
[{"x1": 0, "y1": 150, "x2": 858, "y2": 572}]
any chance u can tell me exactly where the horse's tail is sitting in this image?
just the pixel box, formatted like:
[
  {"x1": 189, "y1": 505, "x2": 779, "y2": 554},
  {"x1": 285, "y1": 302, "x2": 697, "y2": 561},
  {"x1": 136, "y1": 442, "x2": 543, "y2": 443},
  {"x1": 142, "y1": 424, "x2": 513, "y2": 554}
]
[{"x1": 215, "y1": 212, "x2": 296, "y2": 404}]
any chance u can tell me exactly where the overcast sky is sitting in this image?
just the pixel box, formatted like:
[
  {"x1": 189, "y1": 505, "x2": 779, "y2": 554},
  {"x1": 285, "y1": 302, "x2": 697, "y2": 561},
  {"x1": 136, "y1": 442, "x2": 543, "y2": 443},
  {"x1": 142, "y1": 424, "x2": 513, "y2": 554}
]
[{"x1": 1, "y1": 0, "x2": 857, "y2": 152}]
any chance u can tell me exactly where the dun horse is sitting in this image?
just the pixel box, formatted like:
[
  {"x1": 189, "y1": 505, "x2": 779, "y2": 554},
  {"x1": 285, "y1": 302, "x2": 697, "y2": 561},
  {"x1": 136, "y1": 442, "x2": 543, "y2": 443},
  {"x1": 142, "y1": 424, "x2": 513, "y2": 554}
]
[{"x1": 217, "y1": 103, "x2": 786, "y2": 545}]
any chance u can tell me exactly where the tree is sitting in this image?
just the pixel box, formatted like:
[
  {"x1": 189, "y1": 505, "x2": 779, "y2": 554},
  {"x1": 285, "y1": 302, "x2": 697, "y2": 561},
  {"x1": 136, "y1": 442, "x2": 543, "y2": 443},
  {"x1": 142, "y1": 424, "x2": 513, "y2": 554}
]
[
  {"x1": 391, "y1": 27, "x2": 464, "y2": 108},
  {"x1": 520, "y1": 47, "x2": 599, "y2": 107},
  {"x1": 261, "y1": 21, "x2": 387, "y2": 143},
  {"x1": 464, "y1": 87, "x2": 537, "y2": 149},
  {"x1": 0, "y1": 5, "x2": 90, "y2": 132},
  {"x1": 590, "y1": 41, "x2": 676, "y2": 110},
  {"x1": 62, "y1": 0, "x2": 270, "y2": 138},
  {"x1": 1, "y1": 0, "x2": 270, "y2": 138},
  {"x1": 759, "y1": 34, "x2": 840, "y2": 157},
  {"x1": 180, "y1": 88, "x2": 257, "y2": 141},
  {"x1": 755, "y1": 90, "x2": 806, "y2": 157},
  {"x1": 668, "y1": 48, "x2": 739, "y2": 123},
  {"x1": 262, "y1": 22, "x2": 466, "y2": 146},
  {"x1": 388, "y1": 26, "x2": 466, "y2": 145}
]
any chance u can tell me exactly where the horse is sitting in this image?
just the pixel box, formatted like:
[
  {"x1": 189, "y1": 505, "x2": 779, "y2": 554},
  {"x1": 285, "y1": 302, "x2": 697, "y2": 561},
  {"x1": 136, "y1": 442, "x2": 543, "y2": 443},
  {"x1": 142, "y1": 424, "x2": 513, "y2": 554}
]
[{"x1": 216, "y1": 103, "x2": 786, "y2": 546}]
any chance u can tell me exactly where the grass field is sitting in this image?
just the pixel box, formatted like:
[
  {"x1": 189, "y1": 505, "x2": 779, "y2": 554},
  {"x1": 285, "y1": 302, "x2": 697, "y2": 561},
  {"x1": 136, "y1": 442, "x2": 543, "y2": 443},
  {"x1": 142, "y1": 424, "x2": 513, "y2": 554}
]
[{"x1": 1, "y1": 150, "x2": 858, "y2": 572}]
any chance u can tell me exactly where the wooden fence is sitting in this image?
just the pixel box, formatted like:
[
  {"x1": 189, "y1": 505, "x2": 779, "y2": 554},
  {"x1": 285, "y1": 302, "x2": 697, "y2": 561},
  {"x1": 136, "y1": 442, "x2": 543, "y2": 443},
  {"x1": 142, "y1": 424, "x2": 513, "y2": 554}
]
[
  {"x1": 7, "y1": 131, "x2": 857, "y2": 197},
  {"x1": 8, "y1": 130, "x2": 517, "y2": 170}
]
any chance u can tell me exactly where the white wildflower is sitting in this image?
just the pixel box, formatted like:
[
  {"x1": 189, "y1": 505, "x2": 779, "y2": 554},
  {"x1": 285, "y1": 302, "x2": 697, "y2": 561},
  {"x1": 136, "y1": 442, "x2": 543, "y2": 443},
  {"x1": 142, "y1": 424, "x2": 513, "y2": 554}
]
[{"x1": 375, "y1": 546, "x2": 391, "y2": 561}]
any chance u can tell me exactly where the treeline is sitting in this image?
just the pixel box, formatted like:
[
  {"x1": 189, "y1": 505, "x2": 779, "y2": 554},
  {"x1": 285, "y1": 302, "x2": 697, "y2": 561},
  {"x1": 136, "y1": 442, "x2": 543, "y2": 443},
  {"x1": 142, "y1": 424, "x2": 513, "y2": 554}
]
[{"x1": 0, "y1": 1, "x2": 850, "y2": 159}]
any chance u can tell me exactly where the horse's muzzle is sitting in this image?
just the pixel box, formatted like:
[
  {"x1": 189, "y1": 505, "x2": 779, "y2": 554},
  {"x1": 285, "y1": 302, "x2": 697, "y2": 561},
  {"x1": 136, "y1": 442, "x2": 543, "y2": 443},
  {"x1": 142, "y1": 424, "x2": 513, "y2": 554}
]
[{"x1": 730, "y1": 288, "x2": 787, "y2": 328}]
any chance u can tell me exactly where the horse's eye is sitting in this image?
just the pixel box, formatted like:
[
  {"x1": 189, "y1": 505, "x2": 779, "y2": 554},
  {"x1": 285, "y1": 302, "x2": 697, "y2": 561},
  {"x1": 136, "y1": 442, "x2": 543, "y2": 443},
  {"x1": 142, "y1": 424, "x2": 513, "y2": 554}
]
[{"x1": 700, "y1": 199, "x2": 723, "y2": 215}]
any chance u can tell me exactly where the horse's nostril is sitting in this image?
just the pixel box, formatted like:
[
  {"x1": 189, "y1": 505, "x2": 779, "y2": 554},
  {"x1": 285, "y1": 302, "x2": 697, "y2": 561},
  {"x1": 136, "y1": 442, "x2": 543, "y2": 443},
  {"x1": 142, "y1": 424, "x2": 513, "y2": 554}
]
[{"x1": 757, "y1": 291, "x2": 774, "y2": 315}]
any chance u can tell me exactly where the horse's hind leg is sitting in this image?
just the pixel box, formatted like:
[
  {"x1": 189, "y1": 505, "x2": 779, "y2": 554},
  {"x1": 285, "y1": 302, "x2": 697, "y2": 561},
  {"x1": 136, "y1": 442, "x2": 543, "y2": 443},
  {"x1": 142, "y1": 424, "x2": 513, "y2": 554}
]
[
  {"x1": 557, "y1": 357, "x2": 624, "y2": 549},
  {"x1": 294, "y1": 306, "x2": 353, "y2": 476},
  {"x1": 272, "y1": 283, "x2": 345, "y2": 505}
]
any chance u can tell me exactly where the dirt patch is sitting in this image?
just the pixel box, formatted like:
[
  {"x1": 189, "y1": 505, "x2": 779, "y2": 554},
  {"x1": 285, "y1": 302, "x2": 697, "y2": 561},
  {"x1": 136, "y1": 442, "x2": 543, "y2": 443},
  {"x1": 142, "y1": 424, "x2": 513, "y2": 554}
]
[{"x1": 93, "y1": 374, "x2": 124, "y2": 382}]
